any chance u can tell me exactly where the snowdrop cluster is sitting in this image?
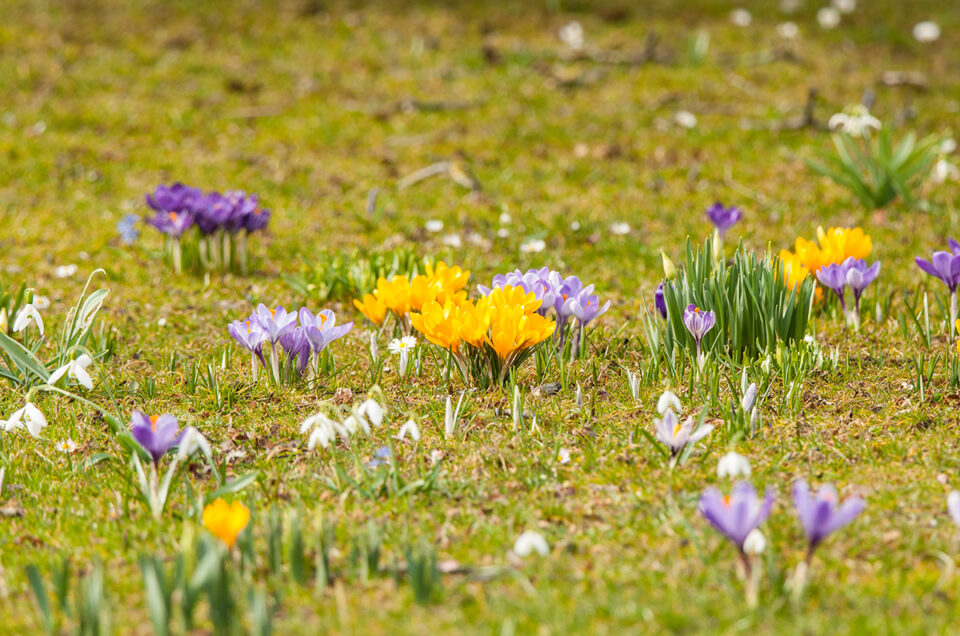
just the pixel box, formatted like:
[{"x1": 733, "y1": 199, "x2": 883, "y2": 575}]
[{"x1": 300, "y1": 398, "x2": 385, "y2": 450}]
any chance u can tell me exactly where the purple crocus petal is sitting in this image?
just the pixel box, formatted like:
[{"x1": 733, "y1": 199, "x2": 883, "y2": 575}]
[
  {"x1": 793, "y1": 479, "x2": 865, "y2": 550},
  {"x1": 654, "y1": 283, "x2": 667, "y2": 319},
  {"x1": 950, "y1": 238, "x2": 960, "y2": 256},
  {"x1": 254, "y1": 304, "x2": 297, "y2": 343},
  {"x1": 131, "y1": 411, "x2": 183, "y2": 464},
  {"x1": 932, "y1": 251, "x2": 955, "y2": 280},
  {"x1": 915, "y1": 257, "x2": 939, "y2": 279},
  {"x1": 706, "y1": 202, "x2": 743, "y2": 236},
  {"x1": 228, "y1": 318, "x2": 265, "y2": 353}
]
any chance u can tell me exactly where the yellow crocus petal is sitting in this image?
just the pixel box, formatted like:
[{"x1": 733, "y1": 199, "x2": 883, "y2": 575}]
[
  {"x1": 202, "y1": 498, "x2": 251, "y2": 549},
  {"x1": 353, "y1": 294, "x2": 387, "y2": 326}
]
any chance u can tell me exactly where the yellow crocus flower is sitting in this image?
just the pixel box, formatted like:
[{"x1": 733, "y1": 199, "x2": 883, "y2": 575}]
[{"x1": 202, "y1": 498, "x2": 250, "y2": 549}]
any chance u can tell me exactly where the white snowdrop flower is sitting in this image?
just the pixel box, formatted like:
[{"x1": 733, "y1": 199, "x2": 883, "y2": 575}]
[
  {"x1": 570, "y1": 221, "x2": 581, "y2": 231},
  {"x1": 609, "y1": 222, "x2": 630, "y2": 236},
  {"x1": 5, "y1": 402, "x2": 48, "y2": 437},
  {"x1": 497, "y1": 228, "x2": 510, "y2": 239},
  {"x1": 744, "y1": 529, "x2": 767, "y2": 555},
  {"x1": 369, "y1": 332, "x2": 380, "y2": 362},
  {"x1": 499, "y1": 212, "x2": 512, "y2": 224},
  {"x1": 176, "y1": 427, "x2": 211, "y2": 461},
  {"x1": 932, "y1": 159, "x2": 960, "y2": 184},
  {"x1": 675, "y1": 110, "x2": 697, "y2": 129},
  {"x1": 396, "y1": 418, "x2": 421, "y2": 442},
  {"x1": 444, "y1": 396, "x2": 456, "y2": 437},
  {"x1": 55, "y1": 438, "x2": 78, "y2": 454},
  {"x1": 557, "y1": 448, "x2": 571, "y2": 464},
  {"x1": 656, "y1": 390, "x2": 682, "y2": 415},
  {"x1": 32, "y1": 296, "x2": 51, "y2": 310},
  {"x1": 425, "y1": 219, "x2": 444, "y2": 233},
  {"x1": 777, "y1": 21, "x2": 799, "y2": 39},
  {"x1": 48, "y1": 354, "x2": 94, "y2": 390},
  {"x1": 342, "y1": 414, "x2": 364, "y2": 435},
  {"x1": 817, "y1": 7, "x2": 840, "y2": 29},
  {"x1": 730, "y1": 9, "x2": 752, "y2": 27},
  {"x1": 717, "y1": 451, "x2": 752, "y2": 479},
  {"x1": 558, "y1": 21, "x2": 584, "y2": 51},
  {"x1": 740, "y1": 383, "x2": 758, "y2": 412},
  {"x1": 157, "y1": 318, "x2": 167, "y2": 327},
  {"x1": 357, "y1": 399, "x2": 384, "y2": 428},
  {"x1": 948, "y1": 491, "x2": 960, "y2": 526},
  {"x1": 831, "y1": 0, "x2": 855, "y2": 14},
  {"x1": 307, "y1": 420, "x2": 337, "y2": 450},
  {"x1": 513, "y1": 530, "x2": 549, "y2": 557},
  {"x1": 54, "y1": 264, "x2": 78, "y2": 279},
  {"x1": 913, "y1": 21, "x2": 941, "y2": 43},
  {"x1": 942, "y1": 138, "x2": 957, "y2": 154},
  {"x1": 13, "y1": 304, "x2": 44, "y2": 335},
  {"x1": 520, "y1": 239, "x2": 546, "y2": 253},
  {"x1": 442, "y1": 234, "x2": 462, "y2": 248},
  {"x1": 828, "y1": 105, "x2": 881, "y2": 138}
]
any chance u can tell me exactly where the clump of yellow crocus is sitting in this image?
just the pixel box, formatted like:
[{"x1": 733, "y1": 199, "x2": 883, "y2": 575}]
[{"x1": 353, "y1": 261, "x2": 469, "y2": 330}]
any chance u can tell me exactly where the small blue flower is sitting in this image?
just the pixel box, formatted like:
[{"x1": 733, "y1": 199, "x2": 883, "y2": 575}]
[
  {"x1": 366, "y1": 446, "x2": 391, "y2": 469},
  {"x1": 117, "y1": 214, "x2": 140, "y2": 245}
]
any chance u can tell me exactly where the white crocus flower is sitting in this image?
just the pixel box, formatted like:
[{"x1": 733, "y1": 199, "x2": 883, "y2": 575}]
[
  {"x1": 48, "y1": 354, "x2": 94, "y2": 390},
  {"x1": 396, "y1": 418, "x2": 421, "y2": 442},
  {"x1": 176, "y1": 427, "x2": 211, "y2": 461},
  {"x1": 717, "y1": 451, "x2": 752, "y2": 479},
  {"x1": 520, "y1": 239, "x2": 546, "y2": 254},
  {"x1": 932, "y1": 159, "x2": 960, "y2": 184},
  {"x1": 730, "y1": 8, "x2": 752, "y2": 27},
  {"x1": 425, "y1": 219, "x2": 444, "y2": 233},
  {"x1": 817, "y1": 7, "x2": 840, "y2": 29},
  {"x1": 913, "y1": 21, "x2": 940, "y2": 43},
  {"x1": 674, "y1": 110, "x2": 697, "y2": 129},
  {"x1": 744, "y1": 529, "x2": 767, "y2": 555},
  {"x1": 558, "y1": 21, "x2": 584, "y2": 51},
  {"x1": 513, "y1": 531, "x2": 549, "y2": 557},
  {"x1": 656, "y1": 390, "x2": 682, "y2": 415},
  {"x1": 54, "y1": 264, "x2": 78, "y2": 279},
  {"x1": 444, "y1": 396, "x2": 456, "y2": 437},
  {"x1": 947, "y1": 491, "x2": 960, "y2": 526},
  {"x1": 13, "y1": 304, "x2": 44, "y2": 335},
  {"x1": 7, "y1": 402, "x2": 48, "y2": 437}
]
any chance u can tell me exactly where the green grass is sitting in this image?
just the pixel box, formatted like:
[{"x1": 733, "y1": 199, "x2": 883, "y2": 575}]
[{"x1": 2, "y1": 0, "x2": 960, "y2": 632}]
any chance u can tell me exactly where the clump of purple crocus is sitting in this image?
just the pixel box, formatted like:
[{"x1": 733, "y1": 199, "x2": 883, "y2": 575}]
[
  {"x1": 228, "y1": 304, "x2": 352, "y2": 385},
  {"x1": 144, "y1": 183, "x2": 271, "y2": 274},
  {"x1": 816, "y1": 257, "x2": 880, "y2": 331},
  {"x1": 683, "y1": 304, "x2": 715, "y2": 364},
  {"x1": 131, "y1": 410, "x2": 185, "y2": 466},
  {"x1": 699, "y1": 481, "x2": 774, "y2": 607},
  {"x1": 789, "y1": 479, "x2": 865, "y2": 601},
  {"x1": 916, "y1": 242, "x2": 960, "y2": 337},
  {"x1": 478, "y1": 268, "x2": 610, "y2": 358}
]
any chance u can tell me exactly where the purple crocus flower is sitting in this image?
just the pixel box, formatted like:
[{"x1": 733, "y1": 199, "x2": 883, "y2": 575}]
[
  {"x1": 145, "y1": 183, "x2": 202, "y2": 213},
  {"x1": 254, "y1": 304, "x2": 298, "y2": 343},
  {"x1": 279, "y1": 326, "x2": 311, "y2": 374},
  {"x1": 298, "y1": 307, "x2": 353, "y2": 353},
  {"x1": 568, "y1": 289, "x2": 610, "y2": 325},
  {"x1": 654, "y1": 283, "x2": 667, "y2": 319},
  {"x1": 131, "y1": 410, "x2": 184, "y2": 466},
  {"x1": 683, "y1": 304, "x2": 716, "y2": 355},
  {"x1": 915, "y1": 251, "x2": 960, "y2": 293},
  {"x1": 193, "y1": 191, "x2": 233, "y2": 235},
  {"x1": 654, "y1": 408, "x2": 713, "y2": 458},
  {"x1": 816, "y1": 262, "x2": 848, "y2": 308},
  {"x1": 706, "y1": 202, "x2": 743, "y2": 237},
  {"x1": 228, "y1": 316, "x2": 267, "y2": 354},
  {"x1": 842, "y1": 257, "x2": 880, "y2": 311},
  {"x1": 145, "y1": 209, "x2": 195, "y2": 238},
  {"x1": 793, "y1": 479, "x2": 865, "y2": 553},
  {"x1": 243, "y1": 205, "x2": 271, "y2": 233},
  {"x1": 699, "y1": 481, "x2": 775, "y2": 551}
]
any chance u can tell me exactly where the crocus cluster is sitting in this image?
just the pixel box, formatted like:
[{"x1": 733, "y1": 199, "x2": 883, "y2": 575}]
[
  {"x1": 353, "y1": 262, "x2": 469, "y2": 331},
  {"x1": 916, "y1": 239, "x2": 960, "y2": 336},
  {"x1": 815, "y1": 257, "x2": 881, "y2": 330},
  {"x1": 410, "y1": 285, "x2": 556, "y2": 388},
  {"x1": 228, "y1": 304, "x2": 352, "y2": 386},
  {"x1": 145, "y1": 183, "x2": 271, "y2": 273},
  {"x1": 700, "y1": 467, "x2": 865, "y2": 606},
  {"x1": 779, "y1": 226, "x2": 873, "y2": 296},
  {"x1": 477, "y1": 267, "x2": 609, "y2": 357}
]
